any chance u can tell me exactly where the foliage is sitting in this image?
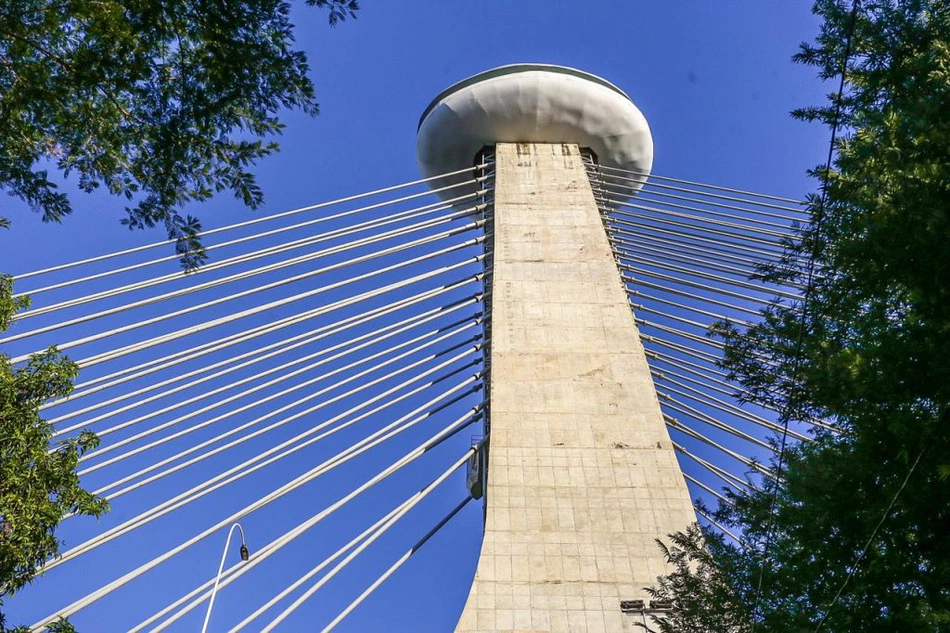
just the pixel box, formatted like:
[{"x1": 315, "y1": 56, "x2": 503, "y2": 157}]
[
  {"x1": 639, "y1": 524, "x2": 752, "y2": 633},
  {"x1": 0, "y1": 0, "x2": 359, "y2": 268},
  {"x1": 649, "y1": 1, "x2": 950, "y2": 631},
  {"x1": 1, "y1": 615, "x2": 75, "y2": 633},
  {"x1": 0, "y1": 275, "x2": 107, "y2": 625}
]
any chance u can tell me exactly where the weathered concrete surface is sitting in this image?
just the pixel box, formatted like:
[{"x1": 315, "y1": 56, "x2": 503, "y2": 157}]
[{"x1": 454, "y1": 143, "x2": 694, "y2": 633}]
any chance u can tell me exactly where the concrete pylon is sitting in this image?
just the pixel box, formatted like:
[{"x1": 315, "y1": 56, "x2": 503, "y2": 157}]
[
  {"x1": 415, "y1": 66, "x2": 695, "y2": 633},
  {"x1": 451, "y1": 142, "x2": 694, "y2": 633}
]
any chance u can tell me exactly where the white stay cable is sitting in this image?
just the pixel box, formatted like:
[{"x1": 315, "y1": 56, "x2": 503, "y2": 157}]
[
  {"x1": 695, "y1": 507, "x2": 749, "y2": 549},
  {"x1": 79, "y1": 324, "x2": 480, "y2": 479},
  {"x1": 657, "y1": 377, "x2": 809, "y2": 442},
  {"x1": 625, "y1": 277, "x2": 764, "y2": 319},
  {"x1": 144, "y1": 495, "x2": 415, "y2": 633},
  {"x1": 634, "y1": 304, "x2": 723, "y2": 335},
  {"x1": 610, "y1": 230, "x2": 777, "y2": 273},
  {"x1": 59, "y1": 271, "x2": 481, "y2": 399},
  {"x1": 73, "y1": 252, "x2": 484, "y2": 370},
  {"x1": 90, "y1": 359, "x2": 481, "y2": 505},
  {"x1": 593, "y1": 163, "x2": 806, "y2": 211},
  {"x1": 319, "y1": 496, "x2": 473, "y2": 633},
  {"x1": 32, "y1": 386, "x2": 485, "y2": 630},
  {"x1": 611, "y1": 229, "x2": 787, "y2": 281},
  {"x1": 684, "y1": 472, "x2": 734, "y2": 507},
  {"x1": 602, "y1": 178, "x2": 805, "y2": 227},
  {"x1": 133, "y1": 401, "x2": 484, "y2": 632},
  {"x1": 636, "y1": 318, "x2": 726, "y2": 351},
  {"x1": 658, "y1": 394, "x2": 773, "y2": 451},
  {"x1": 11, "y1": 234, "x2": 486, "y2": 364},
  {"x1": 673, "y1": 442, "x2": 754, "y2": 493},
  {"x1": 58, "y1": 300, "x2": 479, "y2": 441},
  {"x1": 55, "y1": 286, "x2": 469, "y2": 406},
  {"x1": 651, "y1": 365, "x2": 737, "y2": 400},
  {"x1": 14, "y1": 163, "x2": 486, "y2": 282},
  {"x1": 650, "y1": 365, "x2": 737, "y2": 401},
  {"x1": 261, "y1": 450, "x2": 477, "y2": 632},
  {"x1": 58, "y1": 303, "x2": 471, "y2": 432},
  {"x1": 664, "y1": 413, "x2": 774, "y2": 479},
  {"x1": 614, "y1": 240, "x2": 781, "y2": 289},
  {"x1": 224, "y1": 494, "x2": 418, "y2": 631},
  {"x1": 605, "y1": 193, "x2": 795, "y2": 240},
  {"x1": 617, "y1": 251, "x2": 799, "y2": 301},
  {"x1": 653, "y1": 358, "x2": 837, "y2": 436},
  {"x1": 646, "y1": 348, "x2": 730, "y2": 382},
  {"x1": 5, "y1": 212, "x2": 482, "y2": 344},
  {"x1": 626, "y1": 183, "x2": 805, "y2": 228},
  {"x1": 608, "y1": 206, "x2": 786, "y2": 252},
  {"x1": 18, "y1": 198, "x2": 480, "y2": 318},
  {"x1": 142, "y1": 404, "x2": 484, "y2": 632},
  {"x1": 56, "y1": 312, "x2": 476, "y2": 444},
  {"x1": 629, "y1": 289, "x2": 752, "y2": 327},
  {"x1": 640, "y1": 333, "x2": 723, "y2": 366},
  {"x1": 608, "y1": 215, "x2": 784, "y2": 260},
  {"x1": 93, "y1": 355, "x2": 481, "y2": 507},
  {"x1": 49, "y1": 361, "x2": 483, "y2": 570},
  {"x1": 47, "y1": 286, "x2": 479, "y2": 421},
  {"x1": 644, "y1": 328, "x2": 780, "y2": 379},
  {"x1": 619, "y1": 268, "x2": 776, "y2": 307},
  {"x1": 608, "y1": 221, "x2": 792, "y2": 269},
  {"x1": 66, "y1": 378, "x2": 483, "y2": 597},
  {"x1": 19, "y1": 187, "x2": 483, "y2": 300}
]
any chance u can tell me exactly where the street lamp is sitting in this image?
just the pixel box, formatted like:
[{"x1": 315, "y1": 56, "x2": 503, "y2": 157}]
[{"x1": 200, "y1": 522, "x2": 249, "y2": 633}]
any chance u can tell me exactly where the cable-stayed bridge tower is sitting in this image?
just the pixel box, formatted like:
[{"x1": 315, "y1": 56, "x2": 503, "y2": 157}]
[
  {"x1": 2, "y1": 63, "x2": 812, "y2": 631},
  {"x1": 418, "y1": 64, "x2": 695, "y2": 632}
]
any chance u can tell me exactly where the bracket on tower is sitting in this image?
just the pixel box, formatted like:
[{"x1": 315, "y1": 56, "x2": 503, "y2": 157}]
[{"x1": 466, "y1": 435, "x2": 487, "y2": 501}]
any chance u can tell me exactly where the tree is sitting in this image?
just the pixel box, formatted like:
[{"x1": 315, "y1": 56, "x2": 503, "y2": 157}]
[
  {"x1": 0, "y1": 275, "x2": 107, "y2": 627},
  {"x1": 648, "y1": 1, "x2": 950, "y2": 630},
  {"x1": 638, "y1": 524, "x2": 752, "y2": 633},
  {"x1": 0, "y1": 0, "x2": 359, "y2": 268},
  {"x1": 1, "y1": 615, "x2": 74, "y2": 633},
  {"x1": 0, "y1": 2, "x2": 358, "y2": 627}
]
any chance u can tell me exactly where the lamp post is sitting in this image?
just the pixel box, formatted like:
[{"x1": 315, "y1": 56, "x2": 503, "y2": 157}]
[{"x1": 200, "y1": 522, "x2": 249, "y2": 633}]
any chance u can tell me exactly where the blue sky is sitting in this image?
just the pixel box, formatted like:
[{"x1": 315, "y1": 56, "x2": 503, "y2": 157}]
[{"x1": 2, "y1": 2, "x2": 830, "y2": 631}]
